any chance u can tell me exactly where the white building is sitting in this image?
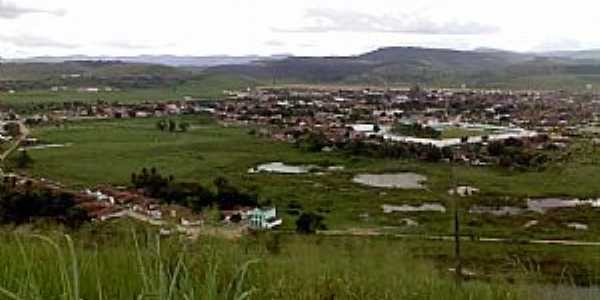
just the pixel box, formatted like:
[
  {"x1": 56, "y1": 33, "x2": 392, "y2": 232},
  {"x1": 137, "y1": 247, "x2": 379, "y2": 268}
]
[{"x1": 247, "y1": 207, "x2": 282, "y2": 230}]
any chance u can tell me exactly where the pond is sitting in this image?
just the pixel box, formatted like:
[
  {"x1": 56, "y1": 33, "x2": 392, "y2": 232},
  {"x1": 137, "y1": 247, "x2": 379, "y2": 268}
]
[
  {"x1": 469, "y1": 198, "x2": 600, "y2": 216},
  {"x1": 249, "y1": 162, "x2": 313, "y2": 174},
  {"x1": 21, "y1": 143, "x2": 72, "y2": 151},
  {"x1": 353, "y1": 173, "x2": 427, "y2": 189},
  {"x1": 382, "y1": 203, "x2": 446, "y2": 213}
]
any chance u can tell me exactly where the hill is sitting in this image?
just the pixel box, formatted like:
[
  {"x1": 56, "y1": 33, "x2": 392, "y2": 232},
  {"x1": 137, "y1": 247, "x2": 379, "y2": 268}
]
[
  {"x1": 3, "y1": 54, "x2": 288, "y2": 67},
  {"x1": 5, "y1": 47, "x2": 600, "y2": 92},
  {"x1": 542, "y1": 49, "x2": 600, "y2": 61},
  {"x1": 0, "y1": 60, "x2": 193, "y2": 91},
  {"x1": 208, "y1": 47, "x2": 600, "y2": 90}
]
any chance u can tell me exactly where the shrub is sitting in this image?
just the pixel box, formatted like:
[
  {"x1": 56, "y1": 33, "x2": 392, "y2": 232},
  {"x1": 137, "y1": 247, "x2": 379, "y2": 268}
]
[{"x1": 296, "y1": 212, "x2": 327, "y2": 234}]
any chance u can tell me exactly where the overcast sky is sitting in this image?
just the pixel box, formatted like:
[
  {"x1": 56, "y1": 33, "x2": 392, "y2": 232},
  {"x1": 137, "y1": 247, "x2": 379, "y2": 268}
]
[{"x1": 1, "y1": 0, "x2": 599, "y2": 58}]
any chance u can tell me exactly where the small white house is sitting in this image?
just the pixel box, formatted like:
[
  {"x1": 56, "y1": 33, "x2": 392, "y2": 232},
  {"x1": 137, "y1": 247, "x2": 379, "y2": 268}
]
[
  {"x1": 247, "y1": 207, "x2": 282, "y2": 230},
  {"x1": 350, "y1": 124, "x2": 375, "y2": 133}
]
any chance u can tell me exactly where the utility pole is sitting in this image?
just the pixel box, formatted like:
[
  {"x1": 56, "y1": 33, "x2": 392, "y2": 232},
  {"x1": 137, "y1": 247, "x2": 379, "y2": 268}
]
[{"x1": 451, "y1": 144, "x2": 462, "y2": 285}]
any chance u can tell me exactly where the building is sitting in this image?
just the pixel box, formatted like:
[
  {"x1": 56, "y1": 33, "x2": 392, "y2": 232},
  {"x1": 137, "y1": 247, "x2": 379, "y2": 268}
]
[{"x1": 247, "y1": 207, "x2": 282, "y2": 230}]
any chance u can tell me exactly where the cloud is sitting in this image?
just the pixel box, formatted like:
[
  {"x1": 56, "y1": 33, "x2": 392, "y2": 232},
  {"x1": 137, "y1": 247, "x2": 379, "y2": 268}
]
[
  {"x1": 532, "y1": 38, "x2": 583, "y2": 52},
  {"x1": 0, "y1": 34, "x2": 77, "y2": 48},
  {"x1": 273, "y1": 8, "x2": 499, "y2": 35},
  {"x1": 265, "y1": 40, "x2": 286, "y2": 47},
  {"x1": 298, "y1": 43, "x2": 315, "y2": 48},
  {"x1": 103, "y1": 40, "x2": 175, "y2": 49},
  {"x1": 0, "y1": 0, "x2": 66, "y2": 19}
]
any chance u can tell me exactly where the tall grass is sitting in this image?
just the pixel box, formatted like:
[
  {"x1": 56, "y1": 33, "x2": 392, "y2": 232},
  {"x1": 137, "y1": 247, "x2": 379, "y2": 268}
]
[{"x1": 0, "y1": 227, "x2": 586, "y2": 299}]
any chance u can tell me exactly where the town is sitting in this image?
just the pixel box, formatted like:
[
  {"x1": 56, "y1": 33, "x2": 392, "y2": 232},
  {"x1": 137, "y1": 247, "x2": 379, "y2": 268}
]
[{"x1": 2, "y1": 85, "x2": 600, "y2": 235}]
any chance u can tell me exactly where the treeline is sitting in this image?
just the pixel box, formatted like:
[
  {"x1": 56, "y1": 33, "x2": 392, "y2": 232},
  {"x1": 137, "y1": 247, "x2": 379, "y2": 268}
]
[
  {"x1": 156, "y1": 119, "x2": 190, "y2": 132},
  {"x1": 391, "y1": 123, "x2": 442, "y2": 139},
  {"x1": 131, "y1": 167, "x2": 258, "y2": 211},
  {"x1": 295, "y1": 132, "x2": 551, "y2": 169},
  {"x1": 295, "y1": 132, "x2": 449, "y2": 162},
  {"x1": 487, "y1": 138, "x2": 549, "y2": 170},
  {"x1": 0, "y1": 76, "x2": 186, "y2": 93},
  {"x1": 0, "y1": 180, "x2": 89, "y2": 227}
]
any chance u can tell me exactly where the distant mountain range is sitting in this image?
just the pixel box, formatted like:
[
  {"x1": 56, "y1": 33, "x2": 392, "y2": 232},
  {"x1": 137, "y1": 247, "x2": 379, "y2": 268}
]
[
  {"x1": 205, "y1": 47, "x2": 600, "y2": 90},
  {"x1": 3, "y1": 47, "x2": 600, "y2": 91},
  {"x1": 1, "y1": 54, "x2": 289, "y2": 68}
]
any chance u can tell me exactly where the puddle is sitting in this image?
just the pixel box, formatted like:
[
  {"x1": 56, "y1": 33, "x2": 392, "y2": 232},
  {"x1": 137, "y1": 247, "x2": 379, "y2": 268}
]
[
  {"x1": 249, "y1": 162, "x2": 312, "y2": 174},
  {"x1": 469, "y1": 205, "x2": 525, "y2": 216},
  {"x1": 469, "y1": 198, "x2": 600, "y2": 216},
  {"x1": 567, "y1": 223, "x2": 589, "y2": 230},
  {"x1": 382, "y1": 203, "x2": 446, "y2": 213},
  {"x1": 449, "y1": 186, "x2": 480, "y2": 197},
  {"x1": 249, "y1": 162, "x2": 344, "y2": 175},
  {"x1": 354, "y1": 173, "x2": 427, "y2": 189},
  {"x1": 400, "y1": 218, "x2": 419, "y2": 226},
  {"x1": 527, "y1": 198, "x2": 600, "y2": 213},
  {"x1": 21, "y1": 143, "x2": 72, "y2": 151},
  {"x1": 523, "y1": 220, "x2": 539, "y2": 228}
]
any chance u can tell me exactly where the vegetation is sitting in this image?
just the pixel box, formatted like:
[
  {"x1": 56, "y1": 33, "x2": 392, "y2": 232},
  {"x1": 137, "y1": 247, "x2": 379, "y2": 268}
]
[
  {"x1": 156, "y1": 120, "x2": 190, "y2": 133},
  {"x1": 0, "y1": 183, "x2": 88, "y2": 227},
  {"x1": 208, "y1": 47, "x2": 600, "y2": 92},
  {"x1": 10, "y1": 116, "x2": 600, "y2": 238},
  {"x1": 0, "y1": 73, "x2": 259, "y2": 112},
  {"x1": 486, "y1": 138, "x2": 550, "y2": 170},
  {"x1": 391, "y1": 123, "x2": 442, "y2": 139},
  {"x1": 440, "y1": 127, "x2": 487, "y2": 139},
  {"x1": 130, "y1": 167, "x2": 257, "y2": 211},
  {"x1": 0, "y1": 227, "x2": 575, "y2": 300},
  {"x1": 16, "y1": 150, "x2": 34, "y2": 169},
  {"x1": 295, "y1": 212, "x2": 327, "y2": 233}
]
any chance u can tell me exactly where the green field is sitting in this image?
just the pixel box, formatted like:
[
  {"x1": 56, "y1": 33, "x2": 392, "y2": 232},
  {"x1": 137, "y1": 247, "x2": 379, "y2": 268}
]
[
  {"x1": 439, "y1": 127, "x2": 487, "y2": 139},
  {"x1": 8, "y1": 116, "x2": 600, "y2": 239},
  {"x1": 0, "y1": 73, "x2": 258, "y2": 111},
  {"x1": 6, "y1": 116, "x2": 600, "y2": 296}
]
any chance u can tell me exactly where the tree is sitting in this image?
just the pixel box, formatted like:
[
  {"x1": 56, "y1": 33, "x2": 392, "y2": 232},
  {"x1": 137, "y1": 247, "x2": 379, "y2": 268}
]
[
  {"x1": 408, "y1": 84, "x2": 425, "y2": 99},
  {"x1": 16, "y1": 150, "x2": 33, "y2": 169},
  {"x1": 168, "y1": 120, "x2": 177, "y2": 132},
  {"x1": 179, "y1": 122, "x2": 190, "y2": 132},
  {"x1": 3, "y1": 122, "x2": 21, "y2": 137},
  {"x1": 230, "y1": 213, "x2": 242, "y2": 223},
  {"x1": 487, "y1": 141, "x2": 505, "y2": 157},
  {"x1": 203, "y1": 205, "x2": 223, "y2": 225},
  {"x1": 296, "y1": 212, "x2": 326, "y2": 234},
  {"x1": 156, "y1": 120, "x2": 167, "y2": 131}
]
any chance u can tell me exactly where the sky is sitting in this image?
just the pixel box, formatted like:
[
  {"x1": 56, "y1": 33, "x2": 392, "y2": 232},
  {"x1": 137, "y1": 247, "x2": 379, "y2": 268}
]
[{"x1": 1, "y1": 0, "x2": 600, "y2": 58}]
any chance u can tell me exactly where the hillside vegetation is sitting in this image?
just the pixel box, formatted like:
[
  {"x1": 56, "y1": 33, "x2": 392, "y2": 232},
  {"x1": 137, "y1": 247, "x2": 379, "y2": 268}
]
[
  {"x1": 0, "y1": 225, "x2": 575, "y2": 300},
  {"x1": 208, "y1": 47, "x2": 600, "y2": 91}
]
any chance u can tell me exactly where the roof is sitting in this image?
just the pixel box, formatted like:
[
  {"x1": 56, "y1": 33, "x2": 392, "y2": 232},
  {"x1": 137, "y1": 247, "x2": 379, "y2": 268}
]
[{"x1": 350, "y1": 124, "x2": 375, "y2": 132}]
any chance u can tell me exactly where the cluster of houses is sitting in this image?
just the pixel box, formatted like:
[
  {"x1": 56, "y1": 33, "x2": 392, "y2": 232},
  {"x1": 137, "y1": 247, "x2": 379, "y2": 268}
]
[
  {"x1": 1, "y1": 100, "x2": 215, "y2": 125},
  {"x1": 1, "y1": 170, "x2": 283, "y2": 232},
  {"x1": 215, "y1": 87, "x2": 600, "y2": 149}
]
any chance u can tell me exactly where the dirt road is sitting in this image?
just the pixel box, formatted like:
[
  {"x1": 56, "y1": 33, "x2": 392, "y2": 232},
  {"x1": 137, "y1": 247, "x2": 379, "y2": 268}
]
[{"x1": 0, "y1": 121, "x2": 30, "y2": 162}]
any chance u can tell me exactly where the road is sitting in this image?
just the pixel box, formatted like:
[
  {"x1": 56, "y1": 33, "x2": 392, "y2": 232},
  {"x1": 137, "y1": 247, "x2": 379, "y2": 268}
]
[
  {"x1": 317, "y1": 229, "x2": 600, "y2": 247},
  {"x1": 0, "y1": 121, "x2": 30, "y2": 162}
]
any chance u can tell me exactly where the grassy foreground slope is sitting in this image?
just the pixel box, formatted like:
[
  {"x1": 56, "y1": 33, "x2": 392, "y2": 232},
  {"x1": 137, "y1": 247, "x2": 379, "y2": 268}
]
[{"x1": 0, "y1": 225, "x2": 560, "y2": 300}]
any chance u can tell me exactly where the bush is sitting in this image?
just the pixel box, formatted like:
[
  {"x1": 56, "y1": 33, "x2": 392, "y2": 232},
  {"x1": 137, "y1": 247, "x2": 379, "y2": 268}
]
[
  {"x1": 16, "y1": 150, "x2": 34, "y2": 169},
  {"x1": 296, "y1": 212, "x2": 327, "y2": 234}
]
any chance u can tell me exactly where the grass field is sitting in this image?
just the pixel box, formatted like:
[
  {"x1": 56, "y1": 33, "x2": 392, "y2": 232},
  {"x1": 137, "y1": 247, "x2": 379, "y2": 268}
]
[
  {"x1": 0, "y1": 73, "x2": 258, "y2": 111},
  {"x1": 439, "y1": 127, "x2": 487, "y2": 139},
  {"x1": 1, "y1": 223, "x2": 599, "y2": 300},
  {"x1": 6, "y1": 117, "x2": 600, "y2": 296},
  {"x1": 8, "y1": 116, "x2": 600, "y2": 239}
]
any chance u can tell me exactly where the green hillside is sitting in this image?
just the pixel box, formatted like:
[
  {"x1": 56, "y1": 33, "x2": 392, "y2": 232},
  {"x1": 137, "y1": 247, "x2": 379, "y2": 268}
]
[{"x1": 208, "y1": 47, "x2": 600, "y2": 91}]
